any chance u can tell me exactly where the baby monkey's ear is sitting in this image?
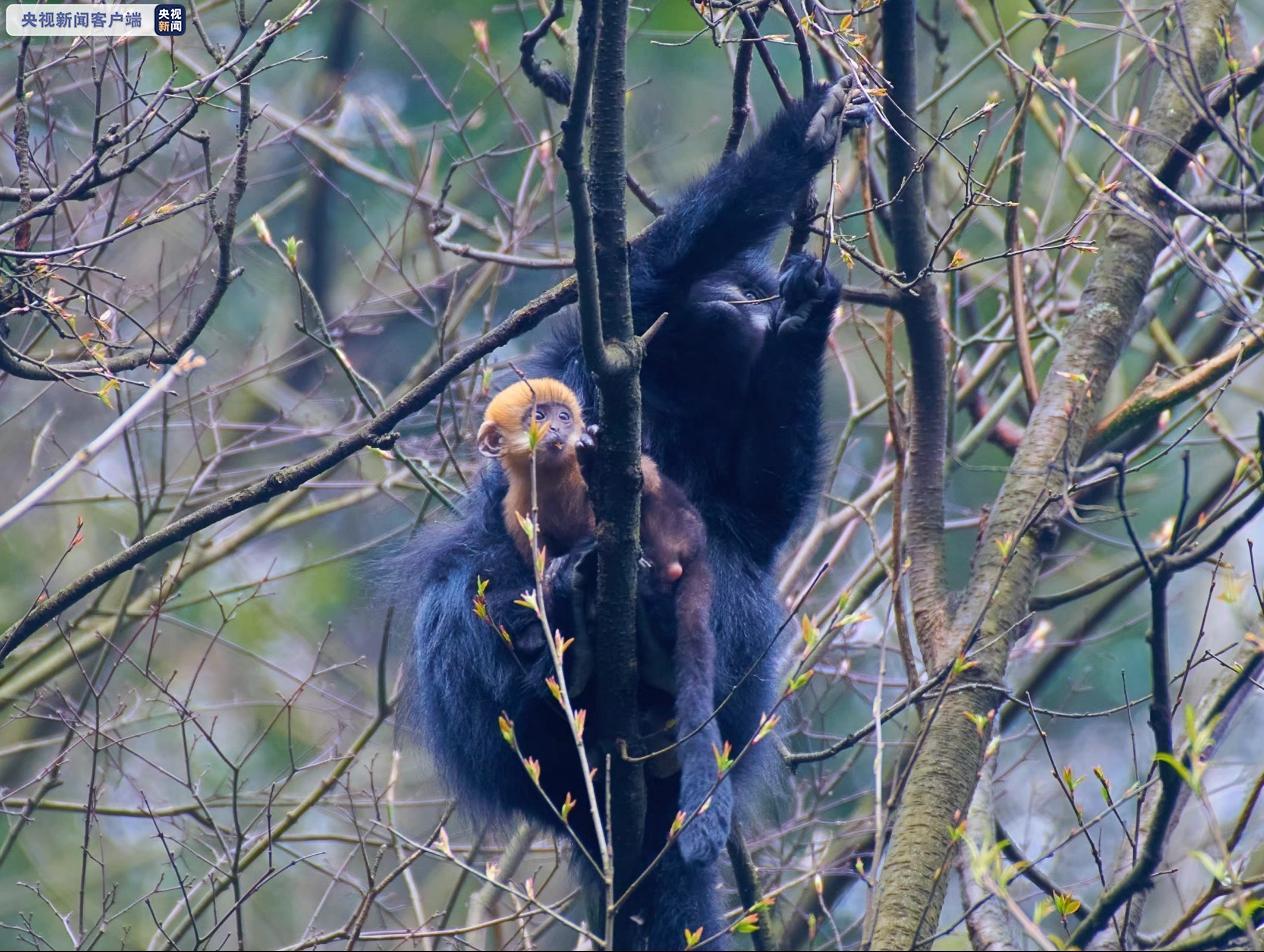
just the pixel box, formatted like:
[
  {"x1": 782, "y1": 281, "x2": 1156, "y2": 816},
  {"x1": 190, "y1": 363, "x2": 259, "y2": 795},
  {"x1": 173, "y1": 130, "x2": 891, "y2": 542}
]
[{"x1": 477, "y1": 420, "x2": 505, "y2": 458}]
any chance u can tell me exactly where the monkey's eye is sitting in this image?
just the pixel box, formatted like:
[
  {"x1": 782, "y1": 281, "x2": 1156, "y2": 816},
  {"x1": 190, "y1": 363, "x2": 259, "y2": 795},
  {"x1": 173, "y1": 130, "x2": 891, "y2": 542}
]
[
  {"x1": 534, "y1": 408, "x2": 546, "y2": 422},
  {"x1": 558, "y1": 409, "x2": 571, "y2": 423}
]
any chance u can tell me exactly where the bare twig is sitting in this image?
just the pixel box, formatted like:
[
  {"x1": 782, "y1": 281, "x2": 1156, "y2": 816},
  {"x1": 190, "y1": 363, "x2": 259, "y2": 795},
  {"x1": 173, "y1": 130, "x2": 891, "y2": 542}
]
[{"x1": 0, "y1": 353, "x2": 205, "y2": 533}]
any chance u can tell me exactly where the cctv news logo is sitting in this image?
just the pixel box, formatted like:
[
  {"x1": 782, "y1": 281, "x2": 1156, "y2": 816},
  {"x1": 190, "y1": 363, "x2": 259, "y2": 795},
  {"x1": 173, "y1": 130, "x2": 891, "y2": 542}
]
[{"x1": 6, "y1": 4, "x2": 186, "y2": 38}]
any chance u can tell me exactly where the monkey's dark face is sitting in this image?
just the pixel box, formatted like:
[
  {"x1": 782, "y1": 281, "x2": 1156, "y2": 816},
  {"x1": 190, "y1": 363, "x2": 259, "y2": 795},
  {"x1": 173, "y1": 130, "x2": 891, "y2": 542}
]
[
  {"x1": 642, "y1": 263, "x2": 778, "y2": 417},
  {"x1": 686, "y1": 268, "x2": 779, "y2": 335}
]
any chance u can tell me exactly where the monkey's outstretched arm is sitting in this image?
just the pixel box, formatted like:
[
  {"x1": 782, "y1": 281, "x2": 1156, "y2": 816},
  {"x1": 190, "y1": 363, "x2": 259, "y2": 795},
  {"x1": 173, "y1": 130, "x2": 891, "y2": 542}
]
[
  {"x1": 734, "y1": 253, "x2": 840, "y2": 560},
  {"x1": 629, "y1": 78, "x2": 870, "y2": 322}
]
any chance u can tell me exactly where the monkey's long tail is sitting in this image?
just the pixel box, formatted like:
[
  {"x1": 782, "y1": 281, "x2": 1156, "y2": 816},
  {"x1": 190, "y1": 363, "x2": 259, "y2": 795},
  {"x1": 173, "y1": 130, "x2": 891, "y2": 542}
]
[{"x1": 671, "y1": 564, "x2": 734, "y2": 870}]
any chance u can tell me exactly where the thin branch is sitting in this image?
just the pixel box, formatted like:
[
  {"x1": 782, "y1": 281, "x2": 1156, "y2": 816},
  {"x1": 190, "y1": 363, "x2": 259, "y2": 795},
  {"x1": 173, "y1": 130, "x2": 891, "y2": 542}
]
[
  {"x1": 738, "y1": 6, "x2": 792, "y2": 108},
  {"x1": 777, "y1": 0, "x2": 814, "y2": 94},
  {"x1": 723, "y1": 1, "x2": 770, "y2": 156},
  {"x1": 0, "y1": 353, "x2": 205, "y2": 534},
  {"x1": 727, "y1": 822, "x2": 772, "y2": 952}
]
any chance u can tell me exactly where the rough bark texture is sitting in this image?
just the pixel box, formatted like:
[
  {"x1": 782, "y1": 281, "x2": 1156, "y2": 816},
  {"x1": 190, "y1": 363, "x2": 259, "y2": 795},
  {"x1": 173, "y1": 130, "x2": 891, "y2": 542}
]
[
  {"x1": 584, "y1": 0, "x2": 648, "y2": 941},
  {"x1": 868, "y1": 0, "x2": 1235, "y2": 945}
]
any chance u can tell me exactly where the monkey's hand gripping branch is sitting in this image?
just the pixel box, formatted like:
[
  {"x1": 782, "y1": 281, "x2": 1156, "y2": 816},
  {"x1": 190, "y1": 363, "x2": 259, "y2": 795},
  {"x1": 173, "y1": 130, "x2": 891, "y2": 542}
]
[{"x1": 775, "y1": 252, "x2": 842, "y2": 339}]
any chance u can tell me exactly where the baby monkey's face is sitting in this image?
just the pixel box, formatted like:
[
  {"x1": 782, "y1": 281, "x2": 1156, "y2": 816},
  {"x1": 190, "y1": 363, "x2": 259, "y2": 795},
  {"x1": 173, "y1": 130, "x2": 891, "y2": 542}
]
[{"x1": 522, "y1": 400, "x2": 583, "y2": 463}]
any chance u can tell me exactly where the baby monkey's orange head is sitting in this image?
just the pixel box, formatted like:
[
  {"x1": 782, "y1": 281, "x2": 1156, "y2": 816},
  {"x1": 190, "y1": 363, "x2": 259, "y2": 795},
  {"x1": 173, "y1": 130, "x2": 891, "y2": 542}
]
[{"x1": 477, "y1": 378, "x2": 588, "y2": 472}]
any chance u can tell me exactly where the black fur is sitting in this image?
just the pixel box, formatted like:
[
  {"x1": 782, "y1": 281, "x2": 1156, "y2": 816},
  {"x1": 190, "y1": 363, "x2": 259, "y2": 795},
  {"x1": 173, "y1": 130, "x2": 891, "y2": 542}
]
[{"x1": 404, "y1": 82, "x2": 866, "y2": 950}]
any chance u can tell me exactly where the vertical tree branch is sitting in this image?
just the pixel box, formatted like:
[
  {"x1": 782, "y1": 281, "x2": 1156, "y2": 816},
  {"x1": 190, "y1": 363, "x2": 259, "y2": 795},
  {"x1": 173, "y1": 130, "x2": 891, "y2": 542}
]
[
  {"x1": 560, "y1": 0, "x2": 605, "y2": 378},
  {"x1": 13, "y1": 37, "x2": 32, "y2": 252},
  {"x1": 1076, "y1": 450, "x2": 1264, "y2": 948},
  {"x1": 1004, "y1": 85, "x2": 1042, "y2": 411},
  {"x1": 723, "y1": 0, "x2": 770, "y2": 156},
  {"x1": 1069, "y1": 553, "x2": 1176, "y2": 949},
  {"x1": 564, "y1": 0, "x2": 647, "y2": 944},
  {"x1": 881, "y1": 0, "x2": 949, "y2": 663},
  {"x1": 299, "y1": 0, "x2": 359, "y2": 312},
  {"x1": 727, "y1": 822, "x2": 773, "y2": 951},
  {"x1": 777, "y1": 0, "x2": 814, "y2": 95}
]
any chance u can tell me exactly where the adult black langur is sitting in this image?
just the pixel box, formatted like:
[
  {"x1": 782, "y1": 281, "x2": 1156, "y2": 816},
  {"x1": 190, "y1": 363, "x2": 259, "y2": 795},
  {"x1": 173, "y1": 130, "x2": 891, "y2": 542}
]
[{"x1": 405, "y1": 78, "x2": 871, "y2": 949}]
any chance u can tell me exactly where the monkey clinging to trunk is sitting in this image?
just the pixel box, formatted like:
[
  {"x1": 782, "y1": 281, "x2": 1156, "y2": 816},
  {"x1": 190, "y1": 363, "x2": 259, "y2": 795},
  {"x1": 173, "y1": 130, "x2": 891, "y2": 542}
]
[{"x1": 477, "y1": 376, "x2": 733, "y2": 869}]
